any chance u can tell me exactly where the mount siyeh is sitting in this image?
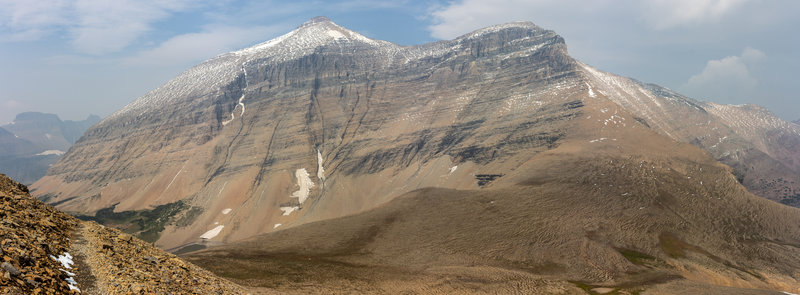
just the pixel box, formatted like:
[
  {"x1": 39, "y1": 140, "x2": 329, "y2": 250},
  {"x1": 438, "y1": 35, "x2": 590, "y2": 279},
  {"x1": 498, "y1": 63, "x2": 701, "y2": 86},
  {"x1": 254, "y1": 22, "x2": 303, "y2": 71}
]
[{"x1": 33, "y1": 17, "x2": 800, "y2": 255}]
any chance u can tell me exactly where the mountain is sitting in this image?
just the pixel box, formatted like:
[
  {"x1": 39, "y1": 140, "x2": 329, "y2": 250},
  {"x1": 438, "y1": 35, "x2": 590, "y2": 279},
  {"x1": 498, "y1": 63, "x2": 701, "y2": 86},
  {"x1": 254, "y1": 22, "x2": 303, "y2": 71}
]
[
  {"x1": 0, "y1": 173, "x2": 245, "y2": 293},
  {"x1": 187, "y1": 132, "x2": 800, "y2": 293},
  {"x1": 2, "y1": 112, "x2": 101, "y2": 151},
  {"x1": 0, "y1": 112, "x2": 100, "y2": 185},
  {"x1": 32, "y1": 16, "x2": 800, "y2": 264}
]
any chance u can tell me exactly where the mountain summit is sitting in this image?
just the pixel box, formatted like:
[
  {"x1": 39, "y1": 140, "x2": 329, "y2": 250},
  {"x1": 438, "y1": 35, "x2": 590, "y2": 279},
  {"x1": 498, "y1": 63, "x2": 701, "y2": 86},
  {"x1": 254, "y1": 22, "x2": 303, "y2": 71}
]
[{"x1": 32, "y1": 19, "x2": 800, "y2": 292}]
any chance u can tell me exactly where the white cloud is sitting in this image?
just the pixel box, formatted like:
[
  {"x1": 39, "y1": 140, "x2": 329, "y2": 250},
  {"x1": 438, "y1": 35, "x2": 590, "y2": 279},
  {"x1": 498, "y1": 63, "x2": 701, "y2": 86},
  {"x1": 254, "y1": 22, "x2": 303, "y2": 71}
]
[
  {"x1": 123, "y1": 25, "x2": 283, "y2": 66},
  {"x1": 70, "y1": 0, "x2": 199, "y2": 55},
  {"x1": 0, "y1": 0, "x2": 70, "y2": 40},
  {"x1": 428, "y1": 0, "x2": 551, "y2": 39},
  {"x1": 0, "y1": 0, "x2": 201, "y2": 54},
  {"x1": 681, "y1": 47, "x2": 765, "y2": 102},
  {"x1": 427, "y1": 0, "x2": 756, "y2": 40},
  {"x1": 641, "y1": 0, "x2": 753, "y2": 29}
]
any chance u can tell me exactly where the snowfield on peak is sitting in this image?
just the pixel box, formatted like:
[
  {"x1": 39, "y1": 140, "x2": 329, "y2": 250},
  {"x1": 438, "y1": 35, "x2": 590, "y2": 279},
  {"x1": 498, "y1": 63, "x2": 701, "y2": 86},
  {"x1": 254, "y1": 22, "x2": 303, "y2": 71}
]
[{"x1": 101, "y1": 18, "x2": 558, "y2": 124}]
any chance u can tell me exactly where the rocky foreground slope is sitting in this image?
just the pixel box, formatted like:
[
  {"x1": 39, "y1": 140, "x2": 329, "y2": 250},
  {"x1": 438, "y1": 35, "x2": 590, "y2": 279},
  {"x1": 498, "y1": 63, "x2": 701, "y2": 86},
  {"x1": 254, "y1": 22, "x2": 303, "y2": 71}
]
[
  {"x1": 0, "y1": 173, "x2": 244, "y2": 294},
  {"x1": 0, "y1": 173, "x2": 77, "y2": 294}
]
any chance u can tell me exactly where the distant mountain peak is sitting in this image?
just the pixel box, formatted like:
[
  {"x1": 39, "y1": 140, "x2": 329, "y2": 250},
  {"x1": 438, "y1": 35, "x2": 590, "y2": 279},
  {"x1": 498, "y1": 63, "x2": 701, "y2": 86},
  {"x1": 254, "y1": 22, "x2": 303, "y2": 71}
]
[
  {"x1": 460, "y1": 21, "x2": 543, "y2": 39},
  {"x1": 233, "y1": 16, "x2": 385, "y2": 57},
  {"x1": 304, "y1": 16, "x2": 333, "y2": 25}
]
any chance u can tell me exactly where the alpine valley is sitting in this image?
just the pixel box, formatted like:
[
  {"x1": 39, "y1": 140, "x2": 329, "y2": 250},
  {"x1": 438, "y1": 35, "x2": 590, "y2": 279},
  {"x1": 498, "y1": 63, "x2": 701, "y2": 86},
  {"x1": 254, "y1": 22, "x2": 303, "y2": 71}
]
[{"x1": 30, "y1": 17, "x2": 800, "y2": 293}]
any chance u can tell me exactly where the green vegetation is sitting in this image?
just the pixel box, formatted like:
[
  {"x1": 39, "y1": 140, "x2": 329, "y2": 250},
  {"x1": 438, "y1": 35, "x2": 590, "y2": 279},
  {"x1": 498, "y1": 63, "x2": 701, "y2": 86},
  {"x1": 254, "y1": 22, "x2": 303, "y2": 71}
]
[
  {"x1": 658, "y1": 233, "x2": 690, "y2": 258},
  {"x1": 569, "y1": 281, "x2": 625, "y2": 295},
  {"x1": 174, "y1": 206, "x2": 204, "y2": 227},
  {"x1": 616, "y1": 248, "x2": 662, "y2": 267},
  {"x1": 780, "y1": 193, "x2": 800, "y2": 207},
  {"x1": 76, "y1": 200, "x2": 192, "y2": 243}
]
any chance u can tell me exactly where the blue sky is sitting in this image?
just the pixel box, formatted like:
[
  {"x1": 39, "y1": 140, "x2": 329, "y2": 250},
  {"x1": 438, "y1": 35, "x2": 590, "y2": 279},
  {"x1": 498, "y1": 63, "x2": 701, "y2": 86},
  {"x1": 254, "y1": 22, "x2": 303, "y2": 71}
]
[{"x1": 1, "y1": 0, "x2": 798, "y2": 124}]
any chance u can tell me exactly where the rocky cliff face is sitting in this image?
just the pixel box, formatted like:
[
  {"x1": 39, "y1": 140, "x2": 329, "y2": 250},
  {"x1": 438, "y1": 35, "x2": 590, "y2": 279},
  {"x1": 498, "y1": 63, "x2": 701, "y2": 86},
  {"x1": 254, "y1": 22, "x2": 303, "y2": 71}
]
[{"x1": 32, "y1": 17, "x2": 800, "y2": 252}]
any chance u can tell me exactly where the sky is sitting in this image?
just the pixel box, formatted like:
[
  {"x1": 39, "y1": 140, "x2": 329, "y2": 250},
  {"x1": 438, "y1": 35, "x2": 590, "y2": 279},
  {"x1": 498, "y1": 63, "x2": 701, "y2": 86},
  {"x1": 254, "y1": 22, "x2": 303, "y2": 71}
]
[{"x1": 0, "y1": 0, "x2": 798, "y2": 124}]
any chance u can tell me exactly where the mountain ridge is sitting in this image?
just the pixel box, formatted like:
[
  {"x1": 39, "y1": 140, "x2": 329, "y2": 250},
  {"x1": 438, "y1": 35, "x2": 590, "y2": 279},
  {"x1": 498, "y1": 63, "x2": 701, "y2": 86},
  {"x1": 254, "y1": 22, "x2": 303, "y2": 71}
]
[
  {"x1": 32, "y1": 17, "x2": 800, "y2": 256},
  {"x1": 0, "y1": 112, "x2": 100, "y2": 184}
]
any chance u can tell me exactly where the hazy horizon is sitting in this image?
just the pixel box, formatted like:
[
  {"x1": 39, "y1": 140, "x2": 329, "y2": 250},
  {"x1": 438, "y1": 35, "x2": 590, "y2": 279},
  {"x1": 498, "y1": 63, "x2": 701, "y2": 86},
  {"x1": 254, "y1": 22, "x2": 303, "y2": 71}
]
[{"x1": 1, "y1": 0, "x2": 798, "y2": 124}]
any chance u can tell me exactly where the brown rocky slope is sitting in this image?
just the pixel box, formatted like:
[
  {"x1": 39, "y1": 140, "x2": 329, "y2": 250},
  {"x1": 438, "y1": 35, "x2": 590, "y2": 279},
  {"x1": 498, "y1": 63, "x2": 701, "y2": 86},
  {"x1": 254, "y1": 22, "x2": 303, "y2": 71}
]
[
  {"x1": 0, "y1": 173, "x2": 245, "y2": 294},
  {"x1": 0, "y1": 173, "x2": 77, "y2": 294},
  {"x1": 187, "y1": 115, "x2": 800, "y2": 294}
]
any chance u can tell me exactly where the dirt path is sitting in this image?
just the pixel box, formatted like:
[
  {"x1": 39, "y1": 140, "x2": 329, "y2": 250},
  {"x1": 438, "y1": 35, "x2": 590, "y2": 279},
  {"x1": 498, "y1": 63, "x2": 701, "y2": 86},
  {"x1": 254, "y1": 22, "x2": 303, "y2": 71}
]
[
  {"x1": 69, "y1": 221, "x2": 247, "y2": 294},
  {"x1": 69, "y1": 223, "x2": 99, "y2": 294}
]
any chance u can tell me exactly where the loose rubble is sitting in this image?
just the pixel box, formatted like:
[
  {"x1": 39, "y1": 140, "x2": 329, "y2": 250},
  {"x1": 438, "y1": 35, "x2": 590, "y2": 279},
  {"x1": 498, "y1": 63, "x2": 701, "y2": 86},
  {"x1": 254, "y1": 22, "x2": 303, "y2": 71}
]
[
  {"x1": 75, "y1": 221, "x2": 245, "y2": 294},
  {"x1": 0, "y1": 173, "x2": 246, "y2": 294},
  {"x1": 0, "y1": 173, "x2": 78, "y2": 294}
]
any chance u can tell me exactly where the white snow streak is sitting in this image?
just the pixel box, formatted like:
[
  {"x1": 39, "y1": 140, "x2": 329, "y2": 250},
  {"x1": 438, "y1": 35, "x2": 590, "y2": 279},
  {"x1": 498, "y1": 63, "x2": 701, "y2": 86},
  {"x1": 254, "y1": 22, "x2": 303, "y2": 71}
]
[
  {"x1": 163, "y1": 163, "x2": 186, "y2": 193},
  {"x1": 317, "y1": 149, "x2": 325, "y2": 181},
  {"x1": 217, "y1": 181, "x2": 227, "y2": 198},
  {"x1": 222, "y1": 64, "x2": 248, "y2": 126},
  {"x1": 50, "y1": 253, "x2": 74, "y2": 270},
  {"x1": 36, "y1": 150, "x2": 65, "y2": 156},
  {"x1": 280, "y1": 206, "x2": 299, "y2": 216},
  {"x1": 273, "y1": 223, "x2": 282, "y2": 228},
  {"x1": 221, "y1": 208, "x2": 232, "y2": 215},
  {"x1": 200, "y1": 225, "x2": 225, "y2": 239},
  {"x1": 50, "y1": 253, "x2": 80, "y2": 292},
  {"x1": 449, "y1": 166, "x2": 458, "y2": 174},
  {"x1": 291, "y1": 168, "x2": 315, "y2": 204}
]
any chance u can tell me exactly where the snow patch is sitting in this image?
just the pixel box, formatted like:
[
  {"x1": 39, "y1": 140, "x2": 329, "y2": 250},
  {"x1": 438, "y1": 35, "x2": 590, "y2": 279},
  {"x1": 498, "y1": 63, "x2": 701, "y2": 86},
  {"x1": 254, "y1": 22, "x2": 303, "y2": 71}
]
[
  {"x1": 590, "y1": 138, "x2": 608, "y2": 143},
  {"x1": 200, "y1": 225, "x2": 225, "y2": 239},
  {"x1": 36, "y1": 150, "x2": 65, "y2": 156},
  {"x1": 317, "y1": 149, "x2": 325, "y2": 181},
  {"x1": 291, "y1": 168, "x2": 315, "y2": 204},
  {"x1": 449, "y1": 166, "x2": 458, "y2": 174},
  {"x1": 50, "y1": 252, "x2": 80, "y2": 292},
  {"x1": 50, "y1": 252, "x2": 74, "y2": 270},
  {"x1": 327, "y1": 30, "x2": 346, "y2": 39},
  {"x1": 587, "y1": 83, "x2": 596, "y2": 98},
  {"x1": 274, "y1": 223, "x2": 282, "y2": 228},
  {"x1": 280, "y1": 206, "x2": 299, "y2": 216},
  {"x1": 221, "y1": 208, "x2": 232, "y2": 215}
]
